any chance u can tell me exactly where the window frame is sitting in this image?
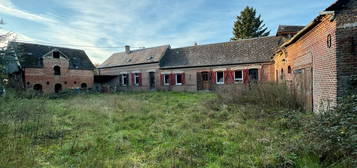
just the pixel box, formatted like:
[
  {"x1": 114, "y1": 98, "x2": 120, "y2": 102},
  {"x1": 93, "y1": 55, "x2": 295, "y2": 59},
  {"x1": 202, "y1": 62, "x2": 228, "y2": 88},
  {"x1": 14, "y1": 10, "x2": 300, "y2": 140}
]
[
  {"x1": 133, "y1": 73, "x2": 140, "y2": 86},
  {"x1": 121, "y1": 74, "x2": 129, "y2": 86},
  {"x1": 163, "y1": 74, "x2": 170, "y2": 86},
  {"x1": 234, "y1": 70, "x2": 243, "y2": 83},
  {"x1": 216, "y1": 71, "x2": 224, "y2": 85},
  {"x1": 54, "y1": 66, "x2": 61, "y2": 76},
  {"x1": 176, "y1": 74, "x2": 182, "y2": 86}
]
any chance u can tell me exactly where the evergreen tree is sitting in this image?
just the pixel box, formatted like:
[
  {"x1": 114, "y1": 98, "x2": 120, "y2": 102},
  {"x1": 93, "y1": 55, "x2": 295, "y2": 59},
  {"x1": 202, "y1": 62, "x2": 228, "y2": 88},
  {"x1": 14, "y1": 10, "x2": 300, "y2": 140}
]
[{"x1": 231, "y1": 6, "x2": 270, "y2": 41}]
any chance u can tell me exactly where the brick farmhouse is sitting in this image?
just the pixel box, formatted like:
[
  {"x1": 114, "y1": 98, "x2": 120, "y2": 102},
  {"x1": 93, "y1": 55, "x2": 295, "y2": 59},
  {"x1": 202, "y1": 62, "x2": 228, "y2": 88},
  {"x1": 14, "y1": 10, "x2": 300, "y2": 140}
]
[
  {"x1": 97, "y1": 0, "x2": 356, "y2": 112},
  {"x1": 7, "y1": 42, "x2": 95, "y2": 93}
]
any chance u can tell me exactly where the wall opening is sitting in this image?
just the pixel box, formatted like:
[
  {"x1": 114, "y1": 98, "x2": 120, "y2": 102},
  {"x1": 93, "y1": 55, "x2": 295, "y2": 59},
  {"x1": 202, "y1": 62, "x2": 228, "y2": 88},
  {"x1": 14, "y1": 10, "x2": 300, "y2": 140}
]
[
  {"x1": 53, "y1": 51, "x2": 60, "y2": 58},
  {"x1": 54, "y1": 66, "x2": 61, "y2": 75},
  {"x1": 33, "y1": 84, "x2": 42, "y2": 92},
  {"x1": 81, "y1": 83, "x2": 87, "y2": 89},
  {"x1": 55, "y1": 83, "x2": 62, "y2": 93}
]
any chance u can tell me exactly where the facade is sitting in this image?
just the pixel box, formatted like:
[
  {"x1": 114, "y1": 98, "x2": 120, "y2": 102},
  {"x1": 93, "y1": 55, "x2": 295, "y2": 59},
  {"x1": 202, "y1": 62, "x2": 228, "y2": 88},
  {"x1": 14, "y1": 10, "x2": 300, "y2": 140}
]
[
  {"x1": 97, "y1": 36, "x2": 284, "y2": 92},
  {"x1": 7, "y1": 42, "x2": 95, "y2": 93},
  {"x1": 274, "y1": 0, "x2": 356, "y2": 112}
]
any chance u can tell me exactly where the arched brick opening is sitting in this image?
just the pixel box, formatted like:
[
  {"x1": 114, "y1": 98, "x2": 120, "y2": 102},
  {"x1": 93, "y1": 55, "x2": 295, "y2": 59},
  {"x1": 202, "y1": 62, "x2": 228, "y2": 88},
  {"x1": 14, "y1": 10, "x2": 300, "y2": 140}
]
[
  {"x1": 33, "y1": 84, "x2": 43, "y2": 92},
  {"x1": 81, "y1": 83, "x2": 87, "y2": 89},
  {"x1": 55, "y1": 83, "x2": 62, "y2": 93}
]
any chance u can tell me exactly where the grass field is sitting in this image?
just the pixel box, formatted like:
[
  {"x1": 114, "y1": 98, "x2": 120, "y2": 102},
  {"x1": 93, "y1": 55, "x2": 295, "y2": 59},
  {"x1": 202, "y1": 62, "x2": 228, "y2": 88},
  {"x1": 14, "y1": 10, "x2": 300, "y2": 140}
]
[{"x1": 0, "y1": 92, "x2": 348, "y2": 167}]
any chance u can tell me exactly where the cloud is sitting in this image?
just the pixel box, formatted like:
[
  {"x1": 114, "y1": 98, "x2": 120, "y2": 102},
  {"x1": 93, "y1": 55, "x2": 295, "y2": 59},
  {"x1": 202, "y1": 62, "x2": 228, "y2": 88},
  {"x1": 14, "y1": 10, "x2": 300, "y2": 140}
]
[{"x1": 0, "y1": 0, "x2": 56, "y2": 23}]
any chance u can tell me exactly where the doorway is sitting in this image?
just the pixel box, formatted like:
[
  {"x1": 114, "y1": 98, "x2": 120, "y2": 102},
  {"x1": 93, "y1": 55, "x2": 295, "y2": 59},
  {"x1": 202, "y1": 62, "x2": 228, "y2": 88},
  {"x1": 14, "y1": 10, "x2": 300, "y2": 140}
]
[
  {"x1": 197, "y1": 72, "x2": 210, "y2": 90},
  {"x1": 55, "y1": 83, "x2": 62, "y2": 93},
  {"x1": 149, "y1": 72, "x2": 155, "y2": 90}
]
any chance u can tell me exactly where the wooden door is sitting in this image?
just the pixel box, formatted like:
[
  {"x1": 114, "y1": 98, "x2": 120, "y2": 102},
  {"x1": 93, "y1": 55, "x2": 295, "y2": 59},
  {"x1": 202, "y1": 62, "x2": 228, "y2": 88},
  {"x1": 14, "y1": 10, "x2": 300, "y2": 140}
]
[
  {"x1": 293, "y1": 67, "x2": 313, "y2": 111},
  {"x1": 149, "y1": 72, "x2": 155, "y2": 89}
]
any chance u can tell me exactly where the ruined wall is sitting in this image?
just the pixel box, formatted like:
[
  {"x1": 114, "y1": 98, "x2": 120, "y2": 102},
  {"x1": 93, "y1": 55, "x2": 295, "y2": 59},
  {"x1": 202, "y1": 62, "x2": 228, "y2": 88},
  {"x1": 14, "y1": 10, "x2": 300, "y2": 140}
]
[
  {"x1": 335, "y1": 0, "x2": 357, "y2": 100},
  {"x1": 24, "y1": 57, "x2": 94, "y2": 93}
]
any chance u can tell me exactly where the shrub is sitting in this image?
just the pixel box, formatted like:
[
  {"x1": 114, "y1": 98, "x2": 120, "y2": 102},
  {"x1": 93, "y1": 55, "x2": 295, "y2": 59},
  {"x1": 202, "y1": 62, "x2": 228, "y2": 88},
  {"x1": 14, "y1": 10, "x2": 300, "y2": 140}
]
[
  {"x1": 215, "y1": 83, "x2": 301, "y2": 110},
  {"x1": 305, "y1": 93, "x2": 356, "y2": 167}
]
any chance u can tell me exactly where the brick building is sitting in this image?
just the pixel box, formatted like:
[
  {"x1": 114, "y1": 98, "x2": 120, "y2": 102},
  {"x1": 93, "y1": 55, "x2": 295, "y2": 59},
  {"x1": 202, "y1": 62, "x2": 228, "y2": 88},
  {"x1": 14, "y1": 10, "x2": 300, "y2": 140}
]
[
  {"x1": 274, "y1": 0, "x2": 356, "y2": 111},
  {"x1": 7, "y1": 42, "x2": 95, "y2": 93},
  {"x1": 97, "y1": 36, "x2": 284, "y2": 92}
]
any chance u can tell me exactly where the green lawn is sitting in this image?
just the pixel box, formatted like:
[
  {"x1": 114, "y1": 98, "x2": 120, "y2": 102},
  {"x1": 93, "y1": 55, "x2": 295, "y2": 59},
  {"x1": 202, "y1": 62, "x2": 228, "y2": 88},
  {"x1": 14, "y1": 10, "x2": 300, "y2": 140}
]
[{"x1": 0, "y1": 92, "x2": 333, "y2": 167}]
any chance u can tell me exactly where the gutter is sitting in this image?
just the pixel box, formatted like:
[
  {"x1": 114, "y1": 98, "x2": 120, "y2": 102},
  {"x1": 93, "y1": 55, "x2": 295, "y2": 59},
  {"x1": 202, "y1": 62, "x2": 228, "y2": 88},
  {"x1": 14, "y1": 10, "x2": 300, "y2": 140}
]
[{"x1": 160, "y1": 61, "x2": 273, "y2": 70}]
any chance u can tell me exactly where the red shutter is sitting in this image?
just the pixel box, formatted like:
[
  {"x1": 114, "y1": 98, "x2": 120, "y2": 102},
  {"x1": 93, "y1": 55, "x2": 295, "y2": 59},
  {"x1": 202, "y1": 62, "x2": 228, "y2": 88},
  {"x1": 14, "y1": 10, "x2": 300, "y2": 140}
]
[
  {"x1": 138, "y1": 73, "x2": 142, "y2": 86},
  {"x1": 170, "y1": 74, "x2": 176, "y2": 86},
  {"x1": 211, "y1": 71, "x2": 216, "y2": 84},
  {"x1": 243, "y1": 69, "x2": 249, "y2": 84},
  {"x1": 160, "y1": 74, "x2": 164, "y2": 86},
  {"x1": 131, "y1": 73, "x2": 135, "y2": 86},
  {"x1": 182, "y1": 73, "x2": 185, "y2": 84}
]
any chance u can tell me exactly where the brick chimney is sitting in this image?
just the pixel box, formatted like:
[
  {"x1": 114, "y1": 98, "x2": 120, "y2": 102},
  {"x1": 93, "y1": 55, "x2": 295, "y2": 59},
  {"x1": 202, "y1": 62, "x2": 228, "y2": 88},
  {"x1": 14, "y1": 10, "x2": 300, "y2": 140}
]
[{"x1": 125, "y1": 45, "x2": 130, "y2": 54}]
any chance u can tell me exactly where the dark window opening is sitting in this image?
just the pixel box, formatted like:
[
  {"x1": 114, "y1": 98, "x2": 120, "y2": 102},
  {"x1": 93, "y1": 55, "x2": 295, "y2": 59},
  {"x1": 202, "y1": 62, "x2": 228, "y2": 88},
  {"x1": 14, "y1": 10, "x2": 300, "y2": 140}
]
[
  {"x1": 134, "y1": 73, "x2": 140, "y2": 86},
  {"x1": 280, "y1": 68, "x2": 284, "y2": 80},
  {"x1": 121, "y1": 74, "x2": 129, "y2": 86},
  {"x1": 55, "y1": 84, "x2": 62, "y2": 93},
  {"x1": 53, "y1": 51, "x2": 60, "y2": 58},
  {"x1": 164, "y1": 74, "x2": 170, "y2": 85},
  {"x1": 27, "y1": 82, "x2": 30, "y2": 85},
  {"x1": 33, "y1": 84, "x2": 42, "y2": 92},
  {"x1": 288, "y1": 66, "x2": 292, "y2": 74},
  {"x1": 249, "y1": 69, "x2": 259, "y2": 81},
  {"x1": 74, "y1": 81, "x2": 77, "y2": 84},
  {"x1": 216, "y1": 71, "x2": 224, "y2": 84},
  {"x1": 46, "y1": 81, "x2": 50, "y2": 85},
  {"x1": 234, "y1": 70, "x2": 243, "y2": 82},
  {"x1": 176, "y1": 74, "x2": 182, "y2": 85},
  {"x1": 64, "y1": 81, "x2": 67, "y2": 85},
  {"x1": 81, "y1": 83, "x2": 87, "y2": 89},
  {"x1": 54, "y1": 66, "x2": 61, "y2": 75},
  {"x1": 327, "y1": 34, "x2": 332, "y2": 48}
]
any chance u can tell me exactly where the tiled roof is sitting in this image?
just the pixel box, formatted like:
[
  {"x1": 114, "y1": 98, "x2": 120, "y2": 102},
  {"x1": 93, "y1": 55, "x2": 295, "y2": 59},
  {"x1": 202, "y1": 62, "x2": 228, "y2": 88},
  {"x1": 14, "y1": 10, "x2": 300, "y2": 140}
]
[
  {"x1": 9, "y1": 42, "x2": 95, "y2": 70},
  {"x1": 277, "y1": 25, "x2": 305, "y2": 34},
  {"x1": 99, "y1": 45, "x2": 170, "y2": 68},
  {"x1": 160, "y1": 36, "x2": 284, "y2": 69}
]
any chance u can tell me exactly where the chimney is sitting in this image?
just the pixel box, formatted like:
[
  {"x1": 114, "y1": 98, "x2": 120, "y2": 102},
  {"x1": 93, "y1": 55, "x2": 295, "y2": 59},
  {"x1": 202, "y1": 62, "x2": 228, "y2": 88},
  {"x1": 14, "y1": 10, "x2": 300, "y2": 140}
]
[
  {"x1": 125, "y1": 45, "x2": 130, "y2": 54},
  {"x1": 194, "y1": 42, "x2": 198, "y2": 46}
]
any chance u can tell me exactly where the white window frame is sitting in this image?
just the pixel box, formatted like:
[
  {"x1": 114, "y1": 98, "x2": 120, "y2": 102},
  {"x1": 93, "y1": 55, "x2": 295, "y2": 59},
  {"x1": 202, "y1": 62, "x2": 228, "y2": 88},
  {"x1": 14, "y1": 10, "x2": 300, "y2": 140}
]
[
  {"x1": 121, "y1": 74, "x2": 128, "y2": 86},
  {"x1": 134, "y1": 73, "x2": 140, "y2": 86},
  {"x1": 163, "y1": 74, "x2": 170, "y2": 86},
  {"x1": 216, "y1": 71, "x2": 224, "y2": 85},
  {"x1": 176, "y1": 74, "x2": 182, "y2": 86},
  {"x1": 234, "y1": 70, "x2": 243, "y2": 83}
]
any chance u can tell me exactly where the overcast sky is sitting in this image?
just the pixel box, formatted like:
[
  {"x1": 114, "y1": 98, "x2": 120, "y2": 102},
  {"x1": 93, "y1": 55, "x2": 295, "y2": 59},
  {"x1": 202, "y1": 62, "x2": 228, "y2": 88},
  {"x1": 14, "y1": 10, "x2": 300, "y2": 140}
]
[{"x1": 0, "y1": 0, "x2": 335, "y2": 64}]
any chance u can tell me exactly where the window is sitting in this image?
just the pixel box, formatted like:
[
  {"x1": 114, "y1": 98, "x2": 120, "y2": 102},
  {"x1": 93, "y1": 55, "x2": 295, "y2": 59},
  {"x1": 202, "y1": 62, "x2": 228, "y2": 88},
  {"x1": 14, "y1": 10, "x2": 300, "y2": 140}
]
[
  {"x1": 134, "y1": 73, "x2": 140, "y2": 86},
  {"x1": 234, "y1": 70, "x2": 243, "y2": 82},
  {"x1": 176, "y1": 74, "x2": 182, "y2": 85},
  {"x1": 46, "y1": 81, "x2": 50, "y2": 85},
  {"x1": 164, "y1": 74, "x2": 170, "y2": 86},
  {"x1": 280, "y1": 68, "x2": 284, "y2": 80},
  {"x1": 327, "y1": 34, "x2": 332, "y2": 48},
  {"x1": 121, "y1": 74, "x2": 129, "y2": 86},
  {"x1": 33, "y1": 84, "x2": 42, "y2": 92},
  {"x1": 53, "y1": 51, "x2": 60, "y2": 58},
  {"x1": 216, "y1": 71, "x2": 224, "y2": 84},
  {"x1": 288, "y1": 66, "x2": 292, "y2": 74},
  {"x1": 249, "y1": 69, "x2": 259, "y2": 81},
  {"x1": 54, "y1": 66, "x2": 61, "y2": 75}
]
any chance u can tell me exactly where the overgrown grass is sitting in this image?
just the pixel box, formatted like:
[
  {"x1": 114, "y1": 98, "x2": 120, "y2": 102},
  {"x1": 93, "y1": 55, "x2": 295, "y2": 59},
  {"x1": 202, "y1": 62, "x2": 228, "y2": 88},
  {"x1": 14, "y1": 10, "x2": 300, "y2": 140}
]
[{"x1": 0, "y1": 89, "x2": 353, "y2": 167}]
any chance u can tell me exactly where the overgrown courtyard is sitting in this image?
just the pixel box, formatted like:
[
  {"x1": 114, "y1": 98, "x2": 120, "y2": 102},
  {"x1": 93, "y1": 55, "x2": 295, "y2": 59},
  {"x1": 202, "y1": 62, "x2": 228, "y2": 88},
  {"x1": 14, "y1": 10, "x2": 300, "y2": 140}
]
[{"x1": 0, "y1": 91, "x2": 354, "y2": 167}]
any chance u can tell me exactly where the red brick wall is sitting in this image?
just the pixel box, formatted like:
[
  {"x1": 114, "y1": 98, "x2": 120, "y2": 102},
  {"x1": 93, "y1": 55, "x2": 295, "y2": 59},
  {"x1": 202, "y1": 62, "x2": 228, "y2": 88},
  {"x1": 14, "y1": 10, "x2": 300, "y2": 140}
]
[
  {"x1": 274, "y1": 15, "x2": 338, "y2": 111},
  {"x1": 24, "y1": 57, "x2": 94, "y2": 93}
]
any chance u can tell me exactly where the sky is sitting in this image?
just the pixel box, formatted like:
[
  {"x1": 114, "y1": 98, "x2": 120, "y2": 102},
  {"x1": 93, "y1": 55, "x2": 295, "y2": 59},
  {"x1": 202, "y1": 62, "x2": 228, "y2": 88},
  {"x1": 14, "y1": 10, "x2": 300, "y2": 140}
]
[{"x1": 0, "y1": 0, "x2": 336, "y2": 64}]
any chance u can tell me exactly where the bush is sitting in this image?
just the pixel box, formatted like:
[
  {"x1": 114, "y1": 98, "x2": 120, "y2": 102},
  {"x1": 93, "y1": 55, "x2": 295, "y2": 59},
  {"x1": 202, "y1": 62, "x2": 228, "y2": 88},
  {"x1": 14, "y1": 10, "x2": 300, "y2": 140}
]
[
  {"x1": 305, "y1": 93, "x2": 357, "y2": 167},
  {"x1": 215, "y1": 83, "x2": 301, "y2": 110}
]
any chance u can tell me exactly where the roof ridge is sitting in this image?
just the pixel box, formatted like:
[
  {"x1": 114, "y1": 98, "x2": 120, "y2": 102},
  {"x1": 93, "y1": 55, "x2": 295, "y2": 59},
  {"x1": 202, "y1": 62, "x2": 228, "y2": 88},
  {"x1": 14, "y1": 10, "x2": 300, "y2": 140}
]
[
  {"x1": 171, "y1": 36, "x2": 281, "y2": 50},
  {"x1": 112, "y1": 44, "x2": 170, "y2": 55},
  {"x1": 11, "y1": 41, "x2": 85, "y2": 52}
]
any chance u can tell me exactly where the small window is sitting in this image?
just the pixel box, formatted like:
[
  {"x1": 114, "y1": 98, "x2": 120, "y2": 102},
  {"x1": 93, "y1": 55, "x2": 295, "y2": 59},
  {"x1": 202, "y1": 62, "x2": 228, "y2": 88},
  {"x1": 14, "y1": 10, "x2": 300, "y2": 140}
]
[
  {"x1": 27, "y1": 82, "x2": 30, "y2": 85},
  {"x1": 288, "y1": 66, "x2": 292, "y2": 74},
  {"x1": 234, "y1": 70, "x2": 243, "y2": 82},
  {"x1": 121, "y1": 74, "x2": 129, "y2": 86},
  {"x1": 74, "y1": 81, "x2": 77, "y2": 84},
  {"x1": 176, "y1": 74, "x2": 182, "y2": 85},
  {"x1": 54, "y1": 66, "x2": 61, "y2": 75},
  {"x1": 53, "y1": 51, "x2": 60, "y2": 58},
  {"x1": 64, "y1": 81, "x2": 67, "y2": 85},
  {"x1": 134, "y1": 73, "x2": 140, "y2": 86},
  {"x1": 46, "y1": 81, "x2": 50, "y2": 85},
  {"x1": 216, "y1": 71, "x2": 224, "y2": 84},
  {"x1": 164, "y1": 74, "x2": 170, "y2": 86},
  {"x1": 327, "y1": 34, "x2": 332, "y2": 48},
  {"x1": 33, "y1": 84, "x2": 42, "y2": 92}
]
